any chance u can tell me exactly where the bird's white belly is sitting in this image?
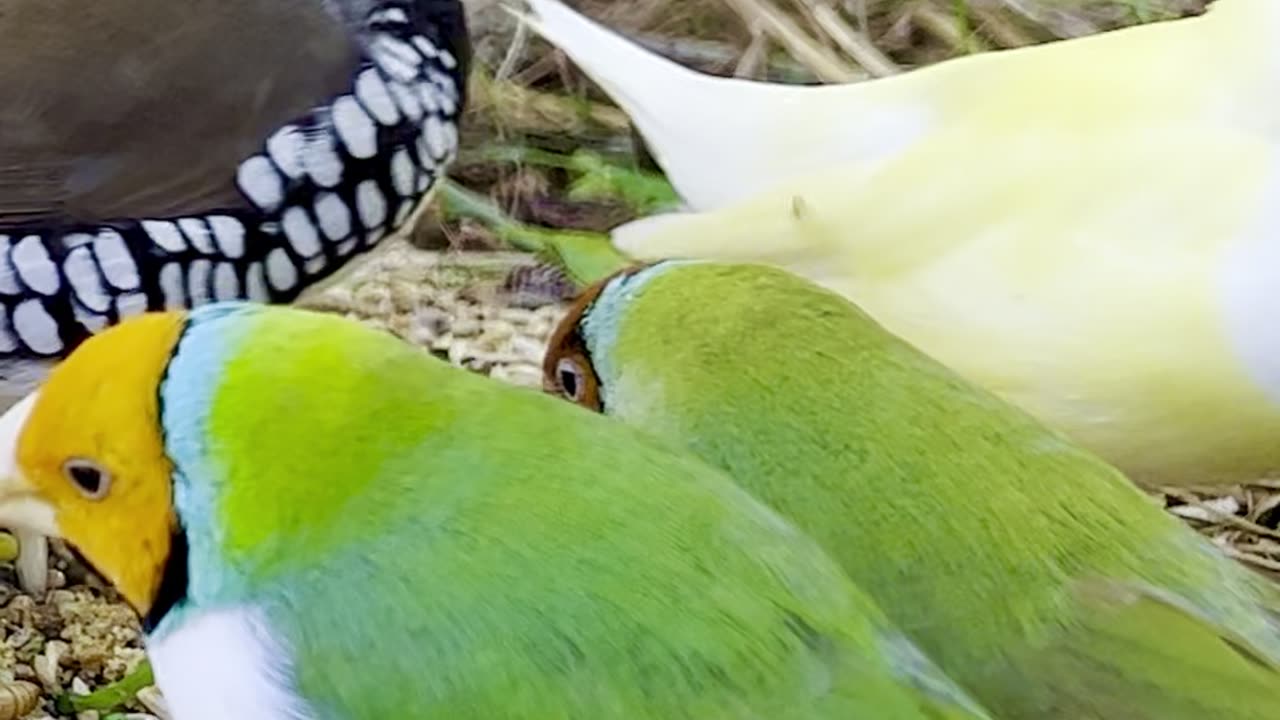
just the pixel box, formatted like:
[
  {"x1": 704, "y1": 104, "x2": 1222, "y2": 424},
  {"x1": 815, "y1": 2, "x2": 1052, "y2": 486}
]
[
  {"x1": 148, "y1": 605, "x2": 315, "y2": 720},
  {"x1": 1219, "y1": 155, "x2": 1280, "y2": 409}
]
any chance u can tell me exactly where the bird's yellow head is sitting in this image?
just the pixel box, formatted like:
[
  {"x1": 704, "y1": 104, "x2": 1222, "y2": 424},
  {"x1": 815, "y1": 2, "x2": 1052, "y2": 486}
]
[{"x1": 0, "y1": 312, "x2": 187, "y2": 617}]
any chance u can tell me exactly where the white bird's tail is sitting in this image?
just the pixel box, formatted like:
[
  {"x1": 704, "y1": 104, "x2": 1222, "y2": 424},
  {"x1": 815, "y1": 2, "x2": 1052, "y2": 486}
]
[{"x1": 513, "y1": 0, "x2": 932, "y2": 211}]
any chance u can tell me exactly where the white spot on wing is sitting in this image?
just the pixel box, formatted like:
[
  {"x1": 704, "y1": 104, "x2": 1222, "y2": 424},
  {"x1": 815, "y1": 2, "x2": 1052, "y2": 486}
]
[
  {"x1": 303, "y1": 256, "x2": 327, "y2": 276},
  {"x1": 387, "y1": 81, "x2": 423, "y2": 122},
  {"x1": 315, "y1": 194, "x2": 352, "y2": 242},
  {"x1": 213, "y1": 263, "x2": 240, "y2": 301},
  {"x1": 302, "y1": 129, "x2": 343, "y2": 189},
  {"x1": 188, "y1": 259, "x2": 212, "y2": 306},
  {"x1": 236, "y1": 156, "x2": 285, "y2": 212},
  {"x1": 72, "y1": 302, "x2": 108, "y2": 333},
  {"x1": 282, "y1": 208, "x2": 321, "y2": 258},
  {"x1": 390, "y1": 149, "x2": 415, "y2": 197},
  {"x1": 331, "y1": 96, "x2": 377, "y2": 160},
  {"x1": 370, "y1": 37, "x2": 421, "y2": 82},
  {"x1": 0, "y1": 236, "x2": 19, "y2": 295},
  {"x1": 411, "y1": 36, "x2": 439, "y2": 59},
  {"x1": 159, "y1": 263, "x2": 186, "y2": 309},
  {"x1": 265, "y1": 249, "x2": 298, "y2": 293},
  {"x1": 94, "y1": 229, "x2": 141, "y2": 290},
  {"x1": 393, "y1": 200, "x2": 415, "y2": 227},
  {"x1": 355, "y1": 69, "x2": 399, "y2": 126},
  {"x1": 356, "y1": 181, "x2": 387, "y2": 230},
  {"x1": 415, "y1": 135, "x2": 433, "y2": 172},
  {"x1": 426, "y1": 70, "x2": 458, "y2": 114},
  {"x1": 245, "y1": 262, "x2": 269, "y2": 302},
  {"x1": 441, "y1": 124, "x2": 458, "y2": 162},
  {"x1": 143, "y1": 220, "x2": 187, "y2": 253},
  {"x1": 208, "y1": 216, "x2": 246, "y2": 259},
  {"x1": 438, "y1": 49, "x2": 458, "y2": 70},
  {"x1": 335, "y1": 238, "x2": 358, "y2": 257},
  {"x1": 114, "y1": 292, "x2": 148, "y2": 319},
  {"x1": 371, "y1": 7, "x2": 409, "y2": 24},
  {"x1": 266, "y1": 125, "x2": 305, "y2": 180},
  {"x1": 12, "y1": 236, "x2": 58, "y2": 296},
  {"x1": 178, "y1": 219, "x2": 215, "y2": 254},
  {"x1": 12, "y1": 301, "x2": 60, "y2": 354},
  {"x1": 424, "y1": 116, "x2": 451, "y2": 162},
  {"x1": 148, "y1": 605, "x2": 315, "y2": 720},
  {"x1": 414, "y1": 82, "x2": 440, "y2": 114},
  {"x1": 63, "y1": 247, "x2": 111, "y2": 313}
]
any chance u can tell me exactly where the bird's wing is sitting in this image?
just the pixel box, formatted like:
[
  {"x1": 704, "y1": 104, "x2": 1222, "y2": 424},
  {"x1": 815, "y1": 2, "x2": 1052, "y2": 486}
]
[
  {"x1": 0, "y1": 0, "x2": 359, "y2": 226},
  {"x1": 1004, "y1": 576, "x2": 1280, "y2": 720}
]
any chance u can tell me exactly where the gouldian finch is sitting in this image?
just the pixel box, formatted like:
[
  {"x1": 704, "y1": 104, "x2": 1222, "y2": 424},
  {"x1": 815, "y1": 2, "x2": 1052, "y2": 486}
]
[
  {"x1": 544, "y1": 259, "x2": 1280, "y2": 720},
  {"x1": 0, "y1": 0, "x2": 471, "y2": 595},
  {"x1": 513, "y1": 0, "x2": 1280, "y2": 487},
  {"x1": 0, "y1": 302, "x2": 991, "y2": 719}
]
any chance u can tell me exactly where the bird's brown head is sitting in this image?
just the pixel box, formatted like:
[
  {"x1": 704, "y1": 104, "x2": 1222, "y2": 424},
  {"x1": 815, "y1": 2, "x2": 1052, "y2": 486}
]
[{"x1": 542, "y1": 263, "x2": 657, "y2": 411}]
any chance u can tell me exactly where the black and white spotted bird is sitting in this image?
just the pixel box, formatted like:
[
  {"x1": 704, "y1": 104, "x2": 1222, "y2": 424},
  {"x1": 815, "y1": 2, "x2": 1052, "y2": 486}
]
[
  {"x1": 0, "y1": 0, "x2": 469, "y2": 592},
  {"x1": 0, "y1": 0, "x2": 469, "y2": 395}
]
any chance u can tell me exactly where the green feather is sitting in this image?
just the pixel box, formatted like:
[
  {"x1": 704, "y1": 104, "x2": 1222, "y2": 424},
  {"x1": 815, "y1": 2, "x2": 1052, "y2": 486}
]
[
  {"x1": 575, "y1": 261, "x2": 1280, "y2": 719},
  {"x1": 470, "y1": 145, "x2": 681, "y2": 215},
  {"x1": 150, "y1": 303, "x2": 990, "y2": 718},
  {"x1": 439, "y1": 179, "x2": 635, "y2": 288}
]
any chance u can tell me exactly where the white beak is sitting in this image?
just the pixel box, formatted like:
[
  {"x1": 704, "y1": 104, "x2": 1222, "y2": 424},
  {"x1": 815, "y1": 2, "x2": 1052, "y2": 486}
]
[{"x1": 0, "y1": 391, "x2": 58, "y2": 595}]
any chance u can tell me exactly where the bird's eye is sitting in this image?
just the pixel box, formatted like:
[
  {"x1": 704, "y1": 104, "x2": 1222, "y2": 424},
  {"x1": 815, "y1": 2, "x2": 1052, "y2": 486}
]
[
  {"x1": 556, "y1": 357, "x2": 586, "y2": 402},
  {"x1": 62, "y1": 459, "x2": 111, "y2": 501}
]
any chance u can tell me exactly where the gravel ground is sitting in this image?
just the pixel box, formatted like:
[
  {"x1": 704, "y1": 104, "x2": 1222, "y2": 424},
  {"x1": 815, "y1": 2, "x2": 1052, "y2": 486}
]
[{"x1": 0, "y1": 239, "x2": 1275, "y2": 718}]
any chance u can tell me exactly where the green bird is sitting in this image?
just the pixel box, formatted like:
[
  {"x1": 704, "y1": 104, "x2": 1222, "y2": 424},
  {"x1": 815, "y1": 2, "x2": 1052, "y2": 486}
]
[
  {"x1": 0, "y1": 302, "x2": 990, "y2": 719},
  {"x1": 543, "y1": 259, "x2": 1280, "y2": 720}
]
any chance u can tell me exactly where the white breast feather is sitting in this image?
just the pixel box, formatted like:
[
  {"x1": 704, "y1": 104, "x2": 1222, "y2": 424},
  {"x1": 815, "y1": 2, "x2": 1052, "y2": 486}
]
[{"x1": 147, "y1": 605, "x2": 315, "y2": 720}]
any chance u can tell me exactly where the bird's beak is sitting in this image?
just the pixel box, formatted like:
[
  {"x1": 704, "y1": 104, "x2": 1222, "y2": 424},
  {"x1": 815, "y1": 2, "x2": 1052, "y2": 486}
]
[{"x1": 0, "y1": 392, "x2": 57, "y2": 536}]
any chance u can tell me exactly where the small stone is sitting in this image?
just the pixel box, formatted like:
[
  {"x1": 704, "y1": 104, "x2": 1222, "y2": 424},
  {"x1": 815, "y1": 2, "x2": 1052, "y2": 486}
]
[
  {"x1": 511, "y1": 335, "x2": 548, "y2": 364},
  {"x1": 34, "y1": 641, "x2": 64, "y2": 691},
  {"x1": 447, "y1": 340, "x2": 473, "y2": 366},
  {"x1": 480, "y1": 320, "x2": 516, "y2": 343},
  {"x1": 46, "y1": 568, "x2": 66, "y2": 590},
  {"x1": 497, "y1": 307, "x2": 537, "y2": 326},
  {"x1": 30, "y1": 602, "x2": 64, "y2": 637},
  {"x1": 352, "y1": 284, "x2": 393, "y2": 315},
  {"x1": 490, "y1": 364, "x2": 543, "y2": 388},
  {"x1": 137, "y1": 685, "x2": 173, "y2": 720},
  {"x1": 450, "y1": 318, "x2": 481, "y2": 337}
]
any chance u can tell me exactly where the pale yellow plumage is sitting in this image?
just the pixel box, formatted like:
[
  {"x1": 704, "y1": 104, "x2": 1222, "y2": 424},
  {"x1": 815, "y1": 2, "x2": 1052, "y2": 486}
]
[{"x1": 518, "y1": 0, "x2": 1280, "y2": 486}]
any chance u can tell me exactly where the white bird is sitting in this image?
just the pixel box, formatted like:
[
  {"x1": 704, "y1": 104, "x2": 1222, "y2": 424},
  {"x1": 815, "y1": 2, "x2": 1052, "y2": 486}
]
[{"x1": 513, "y1": 0, "x2": 1280, "y2": 488}]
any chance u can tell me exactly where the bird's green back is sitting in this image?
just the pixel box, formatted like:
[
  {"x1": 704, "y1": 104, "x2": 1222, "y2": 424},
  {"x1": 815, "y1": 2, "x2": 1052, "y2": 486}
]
[
  {"x1": 579, "y1": 261, "x2": 1280, "y2": 719},
  {"x1": 155, "y1": 303, "x2": 988, "y2": 719}
]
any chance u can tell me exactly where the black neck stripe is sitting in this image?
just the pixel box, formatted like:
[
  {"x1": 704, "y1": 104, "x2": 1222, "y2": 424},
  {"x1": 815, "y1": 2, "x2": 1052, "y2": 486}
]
[{"x1": 141, "y1": 528, "x2": 189, "y2": 634}]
